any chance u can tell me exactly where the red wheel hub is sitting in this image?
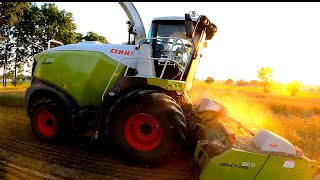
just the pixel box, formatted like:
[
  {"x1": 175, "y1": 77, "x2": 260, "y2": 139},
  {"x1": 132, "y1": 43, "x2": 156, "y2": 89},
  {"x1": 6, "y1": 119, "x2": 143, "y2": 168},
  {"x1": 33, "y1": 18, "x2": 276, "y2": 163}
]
[
  {"x1": 124, "y1": 113, "x2": 163, "y2": 151},
  {"x1": 36, "y1": 110, "x2": 57, "y2": 137}
]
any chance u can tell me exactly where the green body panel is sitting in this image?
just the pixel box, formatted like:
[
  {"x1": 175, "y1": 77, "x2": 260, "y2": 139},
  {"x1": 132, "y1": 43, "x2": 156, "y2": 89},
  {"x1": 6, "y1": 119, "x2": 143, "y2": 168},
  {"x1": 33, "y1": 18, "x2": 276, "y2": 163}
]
[
  {"x1": 194, "y1": 122, "x2": 319, "y2": 180},
  {"x1": 33, "y1": 50, "x2": 125, "y2": 107},
  {"x1": 198, "y1": 148, "x2": 269, "y2": 180},
  {"x1": 198, "y1": 147, "x2": 318, "y2": 180},
  {"x1": 147, "y1": 78, "x2": 192, "y2": 91},
  {"x1": 254, "y1": 155, "x2": 318, "y2": 180}
]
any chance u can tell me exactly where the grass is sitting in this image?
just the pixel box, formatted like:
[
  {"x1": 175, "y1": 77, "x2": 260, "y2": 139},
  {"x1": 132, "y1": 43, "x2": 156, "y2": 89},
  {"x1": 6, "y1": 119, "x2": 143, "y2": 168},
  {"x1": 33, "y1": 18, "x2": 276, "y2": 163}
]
[
  {"x1": 0, "y1": 82, "x2": 29, "y2": 107},
  {"x1": 0, "y1": 80, "x2": 319, "y2": 163},
  {"x1": 0, "y1": 91, "x2": 25, "y2": 107},
  {"x1": 0, "y1": 82, "x2": 31, "y2": 91}
]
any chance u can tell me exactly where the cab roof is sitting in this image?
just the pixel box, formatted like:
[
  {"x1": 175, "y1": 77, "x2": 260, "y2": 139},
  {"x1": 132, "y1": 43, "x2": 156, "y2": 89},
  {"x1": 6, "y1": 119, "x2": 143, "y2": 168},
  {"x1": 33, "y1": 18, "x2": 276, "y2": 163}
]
[{"x1": 152, "y1": 16, "x2": 199, "y2": 22}]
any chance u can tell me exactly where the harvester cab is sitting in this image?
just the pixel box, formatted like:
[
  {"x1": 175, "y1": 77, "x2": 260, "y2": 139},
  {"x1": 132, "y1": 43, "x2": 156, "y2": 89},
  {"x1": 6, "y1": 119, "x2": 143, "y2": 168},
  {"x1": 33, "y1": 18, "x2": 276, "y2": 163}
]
[{"x1": 100, "y1": 6, "x2": 217, "y2": 94}]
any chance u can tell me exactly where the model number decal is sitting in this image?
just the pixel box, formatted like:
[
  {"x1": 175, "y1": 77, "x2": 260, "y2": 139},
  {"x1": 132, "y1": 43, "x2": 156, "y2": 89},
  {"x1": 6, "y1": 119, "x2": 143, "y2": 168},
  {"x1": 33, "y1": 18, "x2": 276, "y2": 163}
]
[
  {"x1": 110, "y1": 48, "x2": 133, "y2": 56},
  {"x1": 219, "y1": 162, "x2": 249, "y2": 169},
  {"x1": 42, "y1": 58, "x2": 55, "y2": 65},
  {"x1": 283, "y1": 160, "x2": 295, "y2": 168},
  {"x1": 241, "y1": 162, "x2": 256, "y2": 167}
]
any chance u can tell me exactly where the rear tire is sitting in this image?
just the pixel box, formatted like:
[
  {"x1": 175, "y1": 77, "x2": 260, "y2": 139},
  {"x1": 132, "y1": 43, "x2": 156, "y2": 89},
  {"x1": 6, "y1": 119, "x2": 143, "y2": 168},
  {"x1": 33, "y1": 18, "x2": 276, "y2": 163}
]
[
  {"x1": 108, "y1": 90, "x2": 187, "y2": 165},
  {"x1": 30, "y1": 98, "x2": 67, "y2": 142}
]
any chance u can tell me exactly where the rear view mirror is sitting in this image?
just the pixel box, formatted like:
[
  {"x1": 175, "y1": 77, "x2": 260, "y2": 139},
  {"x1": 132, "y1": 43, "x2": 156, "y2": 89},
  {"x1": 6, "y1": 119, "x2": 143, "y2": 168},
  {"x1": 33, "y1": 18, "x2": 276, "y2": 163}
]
[
  {"x1": 202, "y1": 42, "x2": 207, "y2": 48},
  {"x1": 185, "y1": 13, "x2": 194, "y2": 38},
  {"x1": 206, "y1": 23, "x2": 218, "y2": 40}
]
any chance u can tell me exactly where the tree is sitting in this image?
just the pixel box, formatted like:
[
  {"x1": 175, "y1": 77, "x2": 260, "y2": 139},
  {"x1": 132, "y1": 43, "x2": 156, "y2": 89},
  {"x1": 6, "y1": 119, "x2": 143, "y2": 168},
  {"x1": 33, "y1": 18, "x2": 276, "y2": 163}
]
[
  {"x1": 0, "y1": 2, "x2": 29, "y2": 87},
  {"x1": 25, "y1": 75, "x2": 32, "y2": 81},
  {"x1": 236, "y1": 79, "x2": 249, "y2": 86},
  {"x1": 0, "y1": 2, "x2": 28, "y2": 29},
  {"x1": 12, "y1": 15, "x2": 32, "y2": 87},
  {"x1": 250, "y1": 80, "x2": 259, "y2": 86},
  {"x1": 0, "y1": 39, "x2": 14, "y2": 87},
  {"x1": 38, "y1": 3, "x2": 78, "y2": 50},
  {"x1": 258, "y1": 67, "x2": 273, "y2": 93},
  {"x1": 205, "y1": 77, "x2": 214, "y2": 84},
  {"x1": 0, "y1": 2, "x2": 112, "y2": 88},
  {"x1": 11, "y1": 46, "x2": 28, "y2": 86},
  {"x1": 75, "y1": 32, "x2": 84, "y2": 43},
  {"x1": 286, "y1": 80, "x2": 302, "y2": 96},
  {"x1": 98, "y1": 36, "x2": 109, "y2": 44},
  {"x1": 0, "y1": 2, "x2": 81, "y2": 88},
  {"x1": 15, "y1": 3, "x2": 43, "y2": 57},
  {"x1": 5, "y1": 70, "x2": 14, "y2": 79},
  {"x1": 225, "y1": 78, "x2": 234, "y2": 86},
  {"x1": 83, "y1": 31, "x2": 109, "y2": 44}
]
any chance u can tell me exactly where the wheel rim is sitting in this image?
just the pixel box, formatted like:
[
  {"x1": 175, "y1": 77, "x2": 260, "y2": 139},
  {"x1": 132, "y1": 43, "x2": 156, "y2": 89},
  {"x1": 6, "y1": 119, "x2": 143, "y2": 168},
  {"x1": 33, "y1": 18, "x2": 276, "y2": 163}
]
[
  {"x1": 124, "y1": 113, "x2": 163, "y2": 151},
  {"x1": 36, "y1": 110, "x2": 58, "y2": 137}
]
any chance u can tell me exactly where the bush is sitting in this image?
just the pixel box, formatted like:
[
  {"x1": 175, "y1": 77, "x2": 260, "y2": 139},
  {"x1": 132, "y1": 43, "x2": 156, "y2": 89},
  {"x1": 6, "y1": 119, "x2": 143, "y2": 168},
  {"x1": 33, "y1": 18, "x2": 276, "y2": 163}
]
[
  {"x1": 286, "y1": 80, "x2": 302, "y2": 96},
  {"x1": 250, "y1": 80, "x2": 259, "y2": 86},
  {"x1": 236, "y1": 79, "x2": 249, "y2": 86},
  {"x1": 225, "y1": 79, "x2": 234, "y2": 86},
  {"x1": 205, "y1": 77, "x2": 214, "y2": 84}
]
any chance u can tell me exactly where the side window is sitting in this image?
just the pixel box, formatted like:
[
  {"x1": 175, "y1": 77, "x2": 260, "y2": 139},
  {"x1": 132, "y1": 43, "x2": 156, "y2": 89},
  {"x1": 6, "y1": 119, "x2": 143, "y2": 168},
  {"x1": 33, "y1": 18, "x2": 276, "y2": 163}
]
[
  {"x1": 147, "y1": 24, "x2": 153, "y2": 44},
  {"x1": 147, "y1": 24, "x2": 153, "y2": 38}
]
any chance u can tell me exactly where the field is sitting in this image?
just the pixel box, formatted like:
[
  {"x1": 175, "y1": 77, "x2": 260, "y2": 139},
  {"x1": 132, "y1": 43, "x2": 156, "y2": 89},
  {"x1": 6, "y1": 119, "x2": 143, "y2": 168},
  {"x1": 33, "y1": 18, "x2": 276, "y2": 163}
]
[
  {"x1": 0, "y1": 81, "x2": 320, "y2": 179},
  {"x1": 0, "y1": 82, "x2": 29, "y2": 107}
]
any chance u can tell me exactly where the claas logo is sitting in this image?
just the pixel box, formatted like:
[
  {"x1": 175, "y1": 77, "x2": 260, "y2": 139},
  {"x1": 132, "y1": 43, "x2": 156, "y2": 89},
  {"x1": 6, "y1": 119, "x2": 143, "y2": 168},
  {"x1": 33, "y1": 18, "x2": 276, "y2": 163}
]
[
  {"x1": 269, "y1": 143, "x2": 277, "y2": 148},
  {"x1": 110, "y1": 48, "x2": 134, "y2": 56}
]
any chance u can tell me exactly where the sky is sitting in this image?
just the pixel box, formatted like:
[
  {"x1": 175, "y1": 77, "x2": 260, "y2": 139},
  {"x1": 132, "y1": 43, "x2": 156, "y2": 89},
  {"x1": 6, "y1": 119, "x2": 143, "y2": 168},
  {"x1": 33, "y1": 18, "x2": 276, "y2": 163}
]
[{"x1": 35, "y1": 2, "x2": 320, "y2": 86}]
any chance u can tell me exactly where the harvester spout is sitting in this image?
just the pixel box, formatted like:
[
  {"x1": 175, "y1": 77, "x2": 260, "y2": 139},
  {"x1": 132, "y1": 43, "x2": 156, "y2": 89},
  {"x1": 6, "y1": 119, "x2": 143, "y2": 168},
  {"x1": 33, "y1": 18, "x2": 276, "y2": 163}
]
[{"x1": 118, "y1": 2, "x2": 146, "y2": 44}]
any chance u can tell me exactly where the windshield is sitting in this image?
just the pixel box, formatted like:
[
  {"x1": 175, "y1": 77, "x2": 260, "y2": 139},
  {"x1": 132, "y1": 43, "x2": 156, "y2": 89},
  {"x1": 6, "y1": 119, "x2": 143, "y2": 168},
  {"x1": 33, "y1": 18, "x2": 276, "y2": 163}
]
[
  {"x1": 145, "y1": 19, "x2": 208, "y2": 81},
  {"x1": 157, "y1": 24, "x2": 186, "y2": 39},
  {"x1": 148, "y1": 21, "x2": 201, "y2": 68},
  {"x1": 157, "y1": 24, "x2": 191, "y2": 66}
]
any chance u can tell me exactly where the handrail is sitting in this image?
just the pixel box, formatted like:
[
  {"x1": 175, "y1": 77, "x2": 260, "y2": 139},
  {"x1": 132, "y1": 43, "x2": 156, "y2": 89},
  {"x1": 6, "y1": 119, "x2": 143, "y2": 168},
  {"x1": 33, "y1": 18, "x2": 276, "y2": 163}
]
[
  {"x1": 137, "y1": 37, "x2": 192, "y2": 57},
  {"x1": 101, "y1": 57, "x2": 186, "y2": 101},
  {"x1": 47, "y1": 39, "x2": 64, "y2": 50},
  {"x1": 102, "y1": 37, "x2": 192, "y2": 101}
]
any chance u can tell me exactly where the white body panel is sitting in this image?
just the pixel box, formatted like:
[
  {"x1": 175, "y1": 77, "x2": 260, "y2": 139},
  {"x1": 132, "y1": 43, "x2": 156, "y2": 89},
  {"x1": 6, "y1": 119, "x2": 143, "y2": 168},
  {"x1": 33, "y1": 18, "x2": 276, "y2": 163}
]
[
  {"x1": 195, "y1": 97, "x2": 221, "y2": 112},
  {"x1": 194, "y1": 96, "x2": 223, "y2": 113},
  {"x1": 252, "y1": 129, "x2": 296, "y2": 155},
  {"x1": 135, "y1": 44, "x2": 155, "y2": 77},
  {"x1": 46, "y1": 43, "x2": 139, "y2": 69}
]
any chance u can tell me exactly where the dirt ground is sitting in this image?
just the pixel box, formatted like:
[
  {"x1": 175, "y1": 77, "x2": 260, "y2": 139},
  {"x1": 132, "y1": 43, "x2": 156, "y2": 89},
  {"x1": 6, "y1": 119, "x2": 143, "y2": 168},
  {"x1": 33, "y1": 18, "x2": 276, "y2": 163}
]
[
  {"x1": 0, "y1": 106, "x2": 319, "y2": 180},
  {"x1": 0, "y1": 107, "x2": 196, "y2": 180}
]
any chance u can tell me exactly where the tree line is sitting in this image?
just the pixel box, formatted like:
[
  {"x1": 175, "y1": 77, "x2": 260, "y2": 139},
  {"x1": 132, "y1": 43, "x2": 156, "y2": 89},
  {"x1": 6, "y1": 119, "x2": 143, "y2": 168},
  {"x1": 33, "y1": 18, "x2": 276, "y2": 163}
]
[
  {"x1": 205, "y1": 66, "x2": 303, "y2": 96},
  {"x1": 0, "y1": 2, "x2": 109, "y2": 87}
]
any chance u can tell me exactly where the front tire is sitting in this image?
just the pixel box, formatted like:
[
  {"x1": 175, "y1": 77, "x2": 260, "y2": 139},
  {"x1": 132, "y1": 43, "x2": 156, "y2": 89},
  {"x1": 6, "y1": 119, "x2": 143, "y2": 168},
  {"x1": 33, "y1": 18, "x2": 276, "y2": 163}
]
[
  {"x1": 30, "y1": 98, "x2": 66, "y2": 142},
  {"x1": 108, "y1": 90, "x2": 187, "y2": 164}
]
